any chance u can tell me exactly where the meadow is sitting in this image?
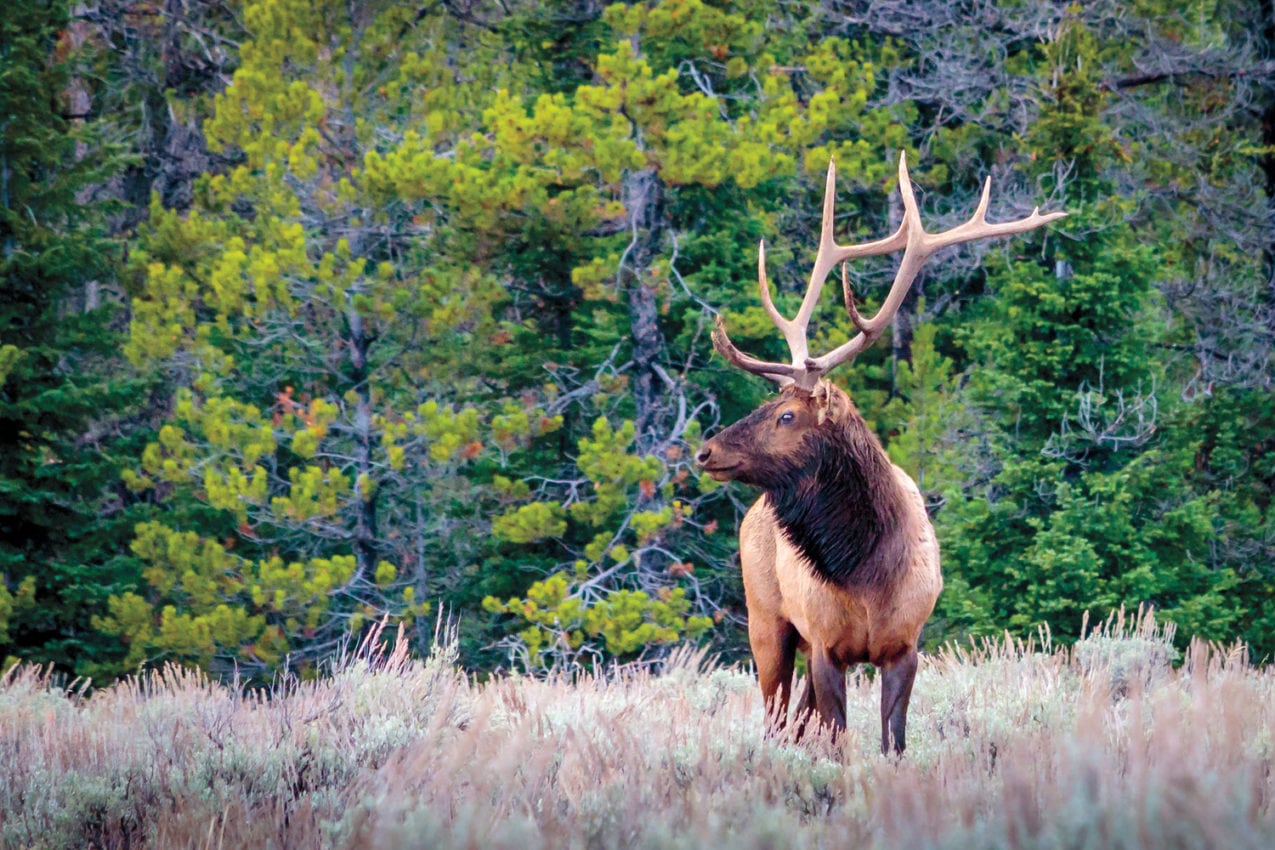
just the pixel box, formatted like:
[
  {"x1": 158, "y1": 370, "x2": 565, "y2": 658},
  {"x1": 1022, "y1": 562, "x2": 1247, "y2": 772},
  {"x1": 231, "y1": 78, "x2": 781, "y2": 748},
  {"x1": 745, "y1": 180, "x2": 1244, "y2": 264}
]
[{"x1": 1, "y1": 610, "x2": 1271, "y2": 850}]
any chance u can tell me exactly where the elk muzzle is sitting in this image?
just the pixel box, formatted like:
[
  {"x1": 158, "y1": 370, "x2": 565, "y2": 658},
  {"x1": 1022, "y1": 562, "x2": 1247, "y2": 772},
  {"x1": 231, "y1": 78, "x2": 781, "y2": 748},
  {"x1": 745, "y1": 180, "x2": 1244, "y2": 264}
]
[{"x1": 695, "y1": 440, "x2": 740, "y2": 481}]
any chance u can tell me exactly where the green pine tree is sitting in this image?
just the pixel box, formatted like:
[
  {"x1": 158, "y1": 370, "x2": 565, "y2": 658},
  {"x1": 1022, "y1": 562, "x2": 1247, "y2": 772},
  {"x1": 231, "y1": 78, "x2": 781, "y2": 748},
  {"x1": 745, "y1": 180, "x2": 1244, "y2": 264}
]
[
  {"x1": 931, "y1": 16, "x2": 1243, "y2": 649},
  {"x1": 0, "y1": 0, "x2": 149, "y2": 678}
]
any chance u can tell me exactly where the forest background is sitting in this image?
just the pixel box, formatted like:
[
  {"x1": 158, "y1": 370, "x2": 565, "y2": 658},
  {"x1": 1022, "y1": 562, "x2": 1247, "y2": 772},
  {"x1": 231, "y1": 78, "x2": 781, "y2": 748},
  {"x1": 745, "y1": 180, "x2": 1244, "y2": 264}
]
[{"x1": 1, "y1": 0, "x2": 1272, "y2": 683}]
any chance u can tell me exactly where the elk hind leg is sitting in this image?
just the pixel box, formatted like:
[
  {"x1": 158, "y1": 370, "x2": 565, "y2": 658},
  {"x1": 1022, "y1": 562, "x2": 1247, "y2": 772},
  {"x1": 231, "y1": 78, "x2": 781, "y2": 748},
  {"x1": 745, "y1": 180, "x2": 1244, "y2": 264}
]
[
  {"x1": 791, "y1": 661, "x2": 818, "y2": 740},
  {"x1": 880, "y1": 646, "x2": 919, "y2": 755},
  {"x1": 810, "y1": 645, "x2": 848, "y2": 735}
]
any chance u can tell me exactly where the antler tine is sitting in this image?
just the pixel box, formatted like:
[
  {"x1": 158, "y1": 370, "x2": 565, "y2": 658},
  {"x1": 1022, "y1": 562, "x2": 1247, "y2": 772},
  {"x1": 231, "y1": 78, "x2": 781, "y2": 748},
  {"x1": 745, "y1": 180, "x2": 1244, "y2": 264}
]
[
  {"x1": 710, "y1": 315, "x2": 798, "y2": 386},
  {"x1": 803, "y1": 157, "x2": 914, "y2": 328},
  {"x1": 706, "y1": 239, "x2": 805, "y2": 387},
  {"x1": 793, "y1": 160, "x2": 843, "y2": 335},
  {"x1": 808, "y1": 152, "x2": 1066, "y2": 376},
  {"x1": 835, "y1": 151, "x2": 927, "y2": 343},
  {"x1": 920, "y1": 172, "x2": 1068, "y2": 251},
  {"x1": 807, "y1": 153, "x2": 927, "y2": 368},
  {"x1": 757, "y1": 241, "x2": 783, "y2": 326},
  {"x1": 711, "y1": 151, "x2": 1065, "y2": 390},
  {"x1": 711, "y1": 154, "x2": 938, "y2": 388},
  {"x1": 841, "y1": 263, "x2": 871, "y2": 336}
]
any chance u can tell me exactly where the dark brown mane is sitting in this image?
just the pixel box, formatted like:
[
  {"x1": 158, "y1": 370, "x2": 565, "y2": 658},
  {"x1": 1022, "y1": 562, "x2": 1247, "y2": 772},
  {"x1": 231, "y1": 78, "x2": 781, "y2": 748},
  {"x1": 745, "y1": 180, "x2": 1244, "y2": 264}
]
[{"x1": 765, "y1": 404, "x2": 909, "y2": 590}]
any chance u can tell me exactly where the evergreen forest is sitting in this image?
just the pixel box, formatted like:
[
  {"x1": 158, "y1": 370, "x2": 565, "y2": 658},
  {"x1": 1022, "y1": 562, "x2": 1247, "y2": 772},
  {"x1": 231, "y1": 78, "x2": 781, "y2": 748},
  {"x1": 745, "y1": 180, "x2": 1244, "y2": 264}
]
[{"x1": 2, "y1": 0, "x2": 1273, "y2": 683}]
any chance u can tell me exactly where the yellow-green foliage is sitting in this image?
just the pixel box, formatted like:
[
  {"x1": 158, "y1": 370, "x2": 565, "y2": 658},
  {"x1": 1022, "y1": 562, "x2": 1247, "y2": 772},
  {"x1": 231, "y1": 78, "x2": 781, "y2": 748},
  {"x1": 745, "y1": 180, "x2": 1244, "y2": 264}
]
[
  {"x1": 486, "y1": 410, "x2": 714, "y2": 667},
  {"x1": 570, "y1": 418, "x2": 664, "y2": 528},
  {"x1": 117, "y1": 0, "x2": 513, "y2": 674},
  {"x1": 492, "y1": 502, "x2": 568, "y2": 544},
  {"x1": 439, "y1": 0, "x2": 913, "y2": 673},
  {"x1": 0, "y1": 344, "x2": 22, "y2": 386},
  {"x1": 483, "y1": 571, "x2": 712, "y2": 667},
  {"x1": 117, "y1": 0, "x2": 924, "y2": 675},
  {"x1": 92, "y1": 522, "x2": 418, "y2": 671},
  {"x1": 0, "y1": 576, "x2": 35, "y2": 649}
]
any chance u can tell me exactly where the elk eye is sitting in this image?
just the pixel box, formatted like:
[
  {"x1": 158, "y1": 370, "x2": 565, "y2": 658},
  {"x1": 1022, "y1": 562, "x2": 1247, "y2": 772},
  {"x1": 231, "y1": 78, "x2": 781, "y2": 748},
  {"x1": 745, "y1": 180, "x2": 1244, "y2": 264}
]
[{"x1": 778, "y1": 411, "x2": 795, "y2": 425}]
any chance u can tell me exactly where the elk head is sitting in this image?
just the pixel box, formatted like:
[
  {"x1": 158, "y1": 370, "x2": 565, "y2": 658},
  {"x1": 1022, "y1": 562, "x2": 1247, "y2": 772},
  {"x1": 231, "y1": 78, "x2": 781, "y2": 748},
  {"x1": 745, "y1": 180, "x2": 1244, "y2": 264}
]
[
  {"x1": 695, "y1": 382, "x2": 854, "y2": 487},
  {"x1": 697, "y1": 153, "x2": 1065, "y2": 486}
]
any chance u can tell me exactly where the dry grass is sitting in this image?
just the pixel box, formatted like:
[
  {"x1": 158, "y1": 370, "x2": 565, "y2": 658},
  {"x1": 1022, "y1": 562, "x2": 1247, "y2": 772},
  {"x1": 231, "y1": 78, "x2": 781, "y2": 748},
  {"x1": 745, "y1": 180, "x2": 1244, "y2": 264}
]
[{"x1": 2, "y1": 610, "x2": 1272, "y2": 850}]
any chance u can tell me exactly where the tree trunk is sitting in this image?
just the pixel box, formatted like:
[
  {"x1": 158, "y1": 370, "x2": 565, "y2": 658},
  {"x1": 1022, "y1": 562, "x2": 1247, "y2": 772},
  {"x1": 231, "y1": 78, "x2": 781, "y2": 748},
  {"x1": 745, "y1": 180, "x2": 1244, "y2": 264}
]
[
  {"x1": 66, "y1": 8, "x2": 101, "y2": 313},
  {"x1": 1, "y1": 150, "x2": 12, "y2": 259},
  {"x1": 621, "y1": 167, "x2": 669, "y2": 457},
  {"x1": 1259, "y1": 0, "x2": 1275, "y2": 302},
  {"x1": 347, "y1": 290, "x2": 379, "y2": 582}
]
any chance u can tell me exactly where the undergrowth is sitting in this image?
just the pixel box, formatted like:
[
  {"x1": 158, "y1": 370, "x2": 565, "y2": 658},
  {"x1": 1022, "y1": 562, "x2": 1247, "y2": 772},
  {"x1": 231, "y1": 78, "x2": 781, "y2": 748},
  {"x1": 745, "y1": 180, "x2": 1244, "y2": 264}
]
[{"x1": 1, "y1": 609, "x2": 1271, "y2": 849}]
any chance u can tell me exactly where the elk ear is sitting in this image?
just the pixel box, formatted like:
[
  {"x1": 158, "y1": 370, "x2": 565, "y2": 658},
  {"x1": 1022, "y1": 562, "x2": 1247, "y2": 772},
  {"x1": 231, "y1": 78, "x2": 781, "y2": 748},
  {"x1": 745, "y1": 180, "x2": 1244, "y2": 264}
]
[
  {"x1": 814, "y1": 381, "x2": 846, "y2": 425},
  {"x1": 815, "y1": 381, "x2": 833, "y2": 425}
]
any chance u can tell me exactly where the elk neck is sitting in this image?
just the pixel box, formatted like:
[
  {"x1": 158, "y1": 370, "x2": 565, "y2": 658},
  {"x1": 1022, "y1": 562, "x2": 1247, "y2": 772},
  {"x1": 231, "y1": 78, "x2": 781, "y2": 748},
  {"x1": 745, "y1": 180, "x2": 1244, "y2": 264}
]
[{"x1": 766, "y1": 406, "x2": 908, "y2": 590}]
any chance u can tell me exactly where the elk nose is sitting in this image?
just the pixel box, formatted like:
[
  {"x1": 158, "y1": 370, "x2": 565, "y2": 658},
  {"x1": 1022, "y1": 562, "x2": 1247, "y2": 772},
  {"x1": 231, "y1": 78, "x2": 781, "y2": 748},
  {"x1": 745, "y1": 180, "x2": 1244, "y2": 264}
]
[{"x1": 695, "y1": 445, "x2": 712, "y2": 465}]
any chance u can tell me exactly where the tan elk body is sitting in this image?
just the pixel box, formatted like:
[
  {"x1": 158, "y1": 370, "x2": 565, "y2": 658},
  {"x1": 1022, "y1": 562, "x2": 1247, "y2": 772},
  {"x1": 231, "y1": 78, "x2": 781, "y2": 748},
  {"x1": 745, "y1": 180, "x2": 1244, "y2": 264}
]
[{"x1": 696, "y1": 154, "x2": 1063, "y2": 753}]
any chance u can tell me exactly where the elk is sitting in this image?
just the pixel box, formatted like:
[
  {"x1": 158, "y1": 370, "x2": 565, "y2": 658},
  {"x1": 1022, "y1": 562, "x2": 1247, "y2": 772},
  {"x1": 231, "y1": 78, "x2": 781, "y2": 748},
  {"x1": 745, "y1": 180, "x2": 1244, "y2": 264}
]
[{"x1": 696, "y1": 153, "x2": 1064, "y2": 754}]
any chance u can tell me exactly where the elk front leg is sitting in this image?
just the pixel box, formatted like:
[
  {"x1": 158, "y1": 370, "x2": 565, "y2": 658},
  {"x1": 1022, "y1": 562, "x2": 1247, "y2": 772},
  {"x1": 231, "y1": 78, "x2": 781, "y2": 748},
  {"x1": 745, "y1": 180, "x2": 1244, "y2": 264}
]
[
  {"x1": 879, "y1": 646, "x2": 919, "y2": 755},
  {"x1": 810, "y1": 645, "x2": 847, "y2": 734},
  {"x1": 750, "y1": 618, "x2": 799, "y2": 731}
]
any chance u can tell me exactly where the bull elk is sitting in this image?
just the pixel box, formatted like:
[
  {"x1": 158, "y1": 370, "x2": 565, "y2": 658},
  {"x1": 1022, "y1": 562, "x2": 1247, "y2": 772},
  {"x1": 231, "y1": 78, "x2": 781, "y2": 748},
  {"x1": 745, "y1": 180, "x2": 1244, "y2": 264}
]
[{"x1": 696, "y1": 154, "x2": 1064, "y2": 753}]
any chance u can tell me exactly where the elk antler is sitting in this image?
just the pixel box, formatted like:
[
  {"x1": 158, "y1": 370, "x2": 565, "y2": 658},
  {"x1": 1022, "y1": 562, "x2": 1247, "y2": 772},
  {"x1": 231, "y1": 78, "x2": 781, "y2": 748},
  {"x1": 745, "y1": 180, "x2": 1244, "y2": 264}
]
[{"x1": 711, "y1": 153, "x2": 1066, "y2": 391}]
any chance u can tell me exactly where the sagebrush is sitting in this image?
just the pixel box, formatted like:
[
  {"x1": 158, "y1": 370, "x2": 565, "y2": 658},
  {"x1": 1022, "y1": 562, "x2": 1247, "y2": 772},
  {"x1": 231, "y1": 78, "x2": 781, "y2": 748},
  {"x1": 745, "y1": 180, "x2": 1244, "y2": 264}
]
[{"x1": 1, "y1": 611, "x2": 1271, "y2": 849}]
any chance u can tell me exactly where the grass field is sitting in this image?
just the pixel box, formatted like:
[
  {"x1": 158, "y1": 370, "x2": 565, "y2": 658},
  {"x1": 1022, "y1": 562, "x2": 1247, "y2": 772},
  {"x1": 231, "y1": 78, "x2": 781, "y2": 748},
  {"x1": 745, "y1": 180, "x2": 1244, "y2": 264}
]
[{"x1": 2, "y1": 610, "x2": 1272, "y2": 849}]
